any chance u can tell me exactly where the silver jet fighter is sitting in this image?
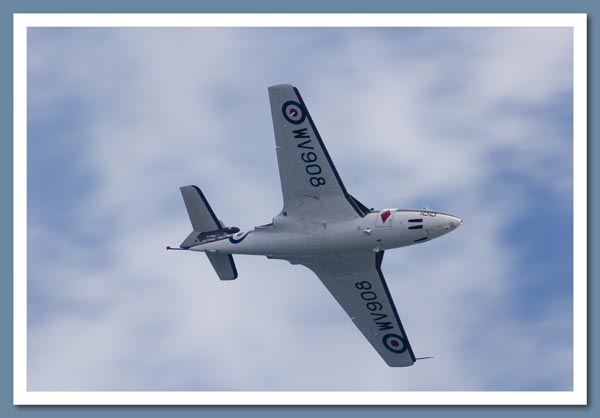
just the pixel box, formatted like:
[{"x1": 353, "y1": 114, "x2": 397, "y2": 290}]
[{"x1": 169, "y1": 84, "x2": 461, "y2": 367}]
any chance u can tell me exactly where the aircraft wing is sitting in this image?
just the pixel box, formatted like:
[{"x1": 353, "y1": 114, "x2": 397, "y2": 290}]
[
  {"x1": 268, "y1": 84, "x2": 370, "y2": 223},
  {"x1": 290, "y1": 251, "x2": 416, "y2": 367}
]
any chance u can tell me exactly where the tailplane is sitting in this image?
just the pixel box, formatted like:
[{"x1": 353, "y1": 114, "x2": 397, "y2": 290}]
[
  {"x1": 178, "y1": 185, "x2": 238, "y2": 280},
  {"x1": 206, "y1": 253, "x2": 238, "y2": 281}
]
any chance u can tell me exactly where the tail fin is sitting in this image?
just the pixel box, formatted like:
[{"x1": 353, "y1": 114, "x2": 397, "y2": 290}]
[{"x1": 179, "y1": 185, "x2": 238, "y2": 280}]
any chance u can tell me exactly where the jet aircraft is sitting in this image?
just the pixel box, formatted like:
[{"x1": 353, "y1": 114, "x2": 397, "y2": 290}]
[{"x1": 168, "y1": 84, "x2": 461, "y2": 366}]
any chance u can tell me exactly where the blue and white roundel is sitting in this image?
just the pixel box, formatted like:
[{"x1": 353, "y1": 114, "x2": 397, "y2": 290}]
[
  {"x1": 282, "y1": 100, "x2": 306, "y2": 125},
  {"x1": 382, "y1": 333, "x2": 407, "y2": 353},
  {"x1": 229, "y1": 231, "x2": 248, "y2": 244}
]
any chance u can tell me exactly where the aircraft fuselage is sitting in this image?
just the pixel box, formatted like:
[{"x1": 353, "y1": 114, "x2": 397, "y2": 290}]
[{"x1": 189, "y1": 209, "x2": 461, "y2": 257}]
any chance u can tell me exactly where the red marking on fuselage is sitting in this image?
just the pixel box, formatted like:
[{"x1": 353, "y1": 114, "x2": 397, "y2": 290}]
[{"x1": 381, "y1": 210, "x2": 391, "y2": 223}]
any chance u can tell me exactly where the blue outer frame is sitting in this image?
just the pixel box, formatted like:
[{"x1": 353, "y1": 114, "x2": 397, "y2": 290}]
[{"x1": 1, "y1": 1, "x2": 596, "y2": 417}]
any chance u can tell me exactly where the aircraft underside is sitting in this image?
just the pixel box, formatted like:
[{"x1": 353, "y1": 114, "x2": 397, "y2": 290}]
[
  {"x1": 170, "y1": 84, "x2": 461, "y2": 366},
  {"x1": 188, "y1": 209, "x2": 460, "y2": 257}
]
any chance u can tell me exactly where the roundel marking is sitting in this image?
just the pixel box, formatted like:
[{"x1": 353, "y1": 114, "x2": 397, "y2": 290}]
[
  {"x1": 282, "y1": 100, "x2": 306, "y2": 125},
  {"x1": 229, "y1": 231, "x2": 249, "y2": 244},
  {"x1": 382, "y1": 333, "x2": 407, "y2": 354}
]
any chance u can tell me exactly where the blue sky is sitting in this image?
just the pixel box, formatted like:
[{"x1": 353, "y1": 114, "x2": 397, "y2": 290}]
[{"x1": 27, "y1": 26, "x2": 573, "y2": 391}]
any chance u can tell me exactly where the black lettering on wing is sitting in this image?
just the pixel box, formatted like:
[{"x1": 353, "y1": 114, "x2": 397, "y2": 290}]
[
  {"x1": 293, "y1": 128, "x2": 310, "y2": 139},
  {"x1": 371, "y1": 312, "x2": 388, "y2": 322},
  {"x1": 297, "y1": 139, "x2": 314, "y2": 150},
  {"x1": 376, "y1": 321, "x2": 394, "y2": 331}
]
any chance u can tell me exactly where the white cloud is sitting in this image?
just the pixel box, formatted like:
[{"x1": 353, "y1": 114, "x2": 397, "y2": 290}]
[{"x1": 27, "y1": 27, "x2": 573, "y2": 391}]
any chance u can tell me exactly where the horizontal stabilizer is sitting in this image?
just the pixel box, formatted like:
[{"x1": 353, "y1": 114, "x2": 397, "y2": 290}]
[
  {"x1": 206, "y1": 253, "x2": 238, "y2": 280},
  {"x1": 180, "y1": 185, "x2": 221, "y2": 232}
]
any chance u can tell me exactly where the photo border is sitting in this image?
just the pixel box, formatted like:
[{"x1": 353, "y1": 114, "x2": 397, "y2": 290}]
[{"x1": 13, "y1": 13, "x2": 587, "y2": 406}]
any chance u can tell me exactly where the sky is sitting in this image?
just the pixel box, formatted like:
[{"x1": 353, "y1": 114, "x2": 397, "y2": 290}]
[{"x1": 26, "y1": 26, "x2": 574, "y2": 391}]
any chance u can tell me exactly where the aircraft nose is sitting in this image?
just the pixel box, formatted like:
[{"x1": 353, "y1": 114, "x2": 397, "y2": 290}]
[{"x1": 443, "y1": 215, "x2": 462, "y2": 232}]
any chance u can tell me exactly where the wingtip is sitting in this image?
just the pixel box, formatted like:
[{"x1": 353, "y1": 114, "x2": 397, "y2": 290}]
[{"x1": 268, "y1": 83, "x2": 295, "y2": 91}]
